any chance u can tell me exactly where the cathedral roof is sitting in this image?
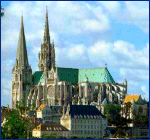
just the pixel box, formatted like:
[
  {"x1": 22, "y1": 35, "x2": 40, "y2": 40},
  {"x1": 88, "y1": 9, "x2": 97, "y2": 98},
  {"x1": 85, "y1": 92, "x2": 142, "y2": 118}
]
[
  {"x1": 57, "y1": 67, "x2": 78, "y2": 84},
  {"x1": 78, "y1": 67, "x2": 115, "y2": 83},
  {"x1": 32, "y1": 71, "x2": 44, "y2": 85},
  {"x1": 56, "y1": 66, "x2": 115, "y2": 84},
  {"x1": 32, "y1": 67, "x2": 115, "y2": 85}
]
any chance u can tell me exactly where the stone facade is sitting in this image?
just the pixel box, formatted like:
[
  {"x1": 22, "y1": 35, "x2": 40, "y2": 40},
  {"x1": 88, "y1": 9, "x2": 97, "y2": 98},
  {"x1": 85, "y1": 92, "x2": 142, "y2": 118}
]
[{"x1": 60, "y1": 105, "x2": 107, "y2": 138}]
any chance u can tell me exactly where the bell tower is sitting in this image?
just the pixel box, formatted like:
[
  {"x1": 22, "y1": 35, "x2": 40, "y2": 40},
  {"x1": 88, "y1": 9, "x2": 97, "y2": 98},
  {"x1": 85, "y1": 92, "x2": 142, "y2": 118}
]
[
  {"x1": 38, "y1": 7, "x2": 55, "y2": 73},
  {"x1": 11, "y1": 15, "x2": 32, "y2": 109}
]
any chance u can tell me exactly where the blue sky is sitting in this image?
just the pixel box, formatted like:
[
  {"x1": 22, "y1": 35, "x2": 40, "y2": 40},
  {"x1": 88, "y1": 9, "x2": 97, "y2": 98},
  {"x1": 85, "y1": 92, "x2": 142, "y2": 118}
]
[{"x1": 1, "y1": 1, "x2": 149, "y2": 106}]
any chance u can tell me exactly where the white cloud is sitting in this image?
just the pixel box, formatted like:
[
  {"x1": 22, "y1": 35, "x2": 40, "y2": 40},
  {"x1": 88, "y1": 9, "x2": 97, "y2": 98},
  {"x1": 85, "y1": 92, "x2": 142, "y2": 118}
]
[
  {"x1": 88, "y1": 40, "x2": 149, "y2": 70},
  {"x1": 120, "y1": 68, "x2": 149, "y2": 82},
  {"x1": 98, "y1": 1, "x2": 149, "y2": 33}
]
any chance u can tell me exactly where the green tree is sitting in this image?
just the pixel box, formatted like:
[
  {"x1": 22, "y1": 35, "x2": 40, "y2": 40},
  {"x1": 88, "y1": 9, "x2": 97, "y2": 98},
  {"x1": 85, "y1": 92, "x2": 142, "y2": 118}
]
[
  {"x1": 1, "y1": 109, "x2": 27, "y2": 139},
  {"x1": 104, "y1": 104, "x2": 121, "y2": 126},
  {"x1": 1, "y1": 101, "x2": 35, "y2": 139},
  {"x1": 1, "y1": 6, "x2": 4, "y2": 17}
]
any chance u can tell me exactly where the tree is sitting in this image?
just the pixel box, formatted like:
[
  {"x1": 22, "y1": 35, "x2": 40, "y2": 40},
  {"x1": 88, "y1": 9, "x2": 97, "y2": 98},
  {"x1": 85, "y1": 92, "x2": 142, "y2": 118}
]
[
  {"x1": 1, "y1": 101, "x2": 35, "y2": 139},
  {"x1": 1, "y1": 109, "x2": 27, "y2": 139},
  {"x1": 1, "y1": 6, "x2": 4, "y2": 17},
  {"x1": 104, "y1": 104, "x2": 121, "y2": 126}
]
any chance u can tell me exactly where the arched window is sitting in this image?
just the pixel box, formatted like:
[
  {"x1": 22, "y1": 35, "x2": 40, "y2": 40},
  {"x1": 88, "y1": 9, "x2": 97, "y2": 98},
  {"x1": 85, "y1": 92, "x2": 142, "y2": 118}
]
[{"x1": 15, "y1": 74, "x2": 18, "y2": 81}]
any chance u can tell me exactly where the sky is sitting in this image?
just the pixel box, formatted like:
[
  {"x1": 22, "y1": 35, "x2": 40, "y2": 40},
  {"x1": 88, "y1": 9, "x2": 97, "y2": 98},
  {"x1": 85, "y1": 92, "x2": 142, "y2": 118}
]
[{"x1": 1, "y1": 1, "x2": 149, "y2": 106}]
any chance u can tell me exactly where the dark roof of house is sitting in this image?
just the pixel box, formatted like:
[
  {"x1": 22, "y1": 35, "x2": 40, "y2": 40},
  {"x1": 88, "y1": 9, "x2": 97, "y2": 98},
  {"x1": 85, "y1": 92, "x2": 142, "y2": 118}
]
[
  {"x1": 69, "y1": 105, "x2": 106, "y2": 119},
  {"x1": 33, "y1": 122, "x2": 69, "y2": 131}
]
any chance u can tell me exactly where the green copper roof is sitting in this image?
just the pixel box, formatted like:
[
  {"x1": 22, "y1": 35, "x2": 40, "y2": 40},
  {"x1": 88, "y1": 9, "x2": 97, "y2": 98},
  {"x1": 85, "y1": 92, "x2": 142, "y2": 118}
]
[
  {"x1": 57, "y1": 67, "x2": 78, "y2": 84},
  {"x1": 78, "y1": 67, "x2": 115, "y2": 83},
  {"x1": 32, "y1": 67, "x2": 115, "y2": 85},
  {"x1": 32, "y1": 71, "x2": 44, "y2": 85}
]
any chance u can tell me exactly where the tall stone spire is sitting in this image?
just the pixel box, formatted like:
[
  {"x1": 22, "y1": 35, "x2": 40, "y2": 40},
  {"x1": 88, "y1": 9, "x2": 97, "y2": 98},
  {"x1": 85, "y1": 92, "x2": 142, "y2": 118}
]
[
  {"x1": 43, "y1": 7, "x2": 50, "y2": 44},
  {"x1": 38, "y1": 7, "x2": 56, "y2": 71},
  {"x1": 12, "y1": 15, "x2": 32, "y2": 109},
  {"x1": 16, "y1": 15, "x2": 29, "y2": 68}
]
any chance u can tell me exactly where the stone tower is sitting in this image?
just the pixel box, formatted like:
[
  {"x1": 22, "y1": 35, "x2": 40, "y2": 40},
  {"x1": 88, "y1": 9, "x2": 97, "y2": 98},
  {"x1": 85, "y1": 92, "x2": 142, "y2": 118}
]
[
  {"x1": 38, "y1": 8, "x2": 55, "y2": 73},
  {"x1": 38, "y1": 8, "x2": 56, "y2": 105},
  {"x1": 11, "y1": 15, "x2": 32, "y2": 109}
]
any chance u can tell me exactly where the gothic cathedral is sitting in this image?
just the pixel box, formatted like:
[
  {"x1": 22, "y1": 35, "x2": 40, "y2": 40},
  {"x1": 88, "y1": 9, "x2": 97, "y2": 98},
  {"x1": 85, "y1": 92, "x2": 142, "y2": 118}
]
[{"x1": 11, "y1": 9, "x2": 127, "y2": 109}]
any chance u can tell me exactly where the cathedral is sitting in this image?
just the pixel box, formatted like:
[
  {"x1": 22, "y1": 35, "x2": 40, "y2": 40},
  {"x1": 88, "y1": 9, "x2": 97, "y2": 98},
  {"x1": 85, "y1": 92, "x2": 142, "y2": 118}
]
[{"x1": 11, "y1": 9, "x2": 127, "y2": 109}]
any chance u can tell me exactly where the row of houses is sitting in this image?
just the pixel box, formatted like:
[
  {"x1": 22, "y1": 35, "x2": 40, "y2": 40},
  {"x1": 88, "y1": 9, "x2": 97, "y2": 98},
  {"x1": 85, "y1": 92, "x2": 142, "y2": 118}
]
[
  {"x1": 33, "y1": 105, "x2": 107, "y2": 138},
  {"x1": 1, "y1": 94, "x2": 149, "y2": 138}
]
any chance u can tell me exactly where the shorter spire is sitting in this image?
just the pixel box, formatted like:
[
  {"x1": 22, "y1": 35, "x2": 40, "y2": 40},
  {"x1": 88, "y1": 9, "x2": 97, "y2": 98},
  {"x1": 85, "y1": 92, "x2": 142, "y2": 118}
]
[{"x1": 16, "y1": 14, "x2": 29, "y2": 68}]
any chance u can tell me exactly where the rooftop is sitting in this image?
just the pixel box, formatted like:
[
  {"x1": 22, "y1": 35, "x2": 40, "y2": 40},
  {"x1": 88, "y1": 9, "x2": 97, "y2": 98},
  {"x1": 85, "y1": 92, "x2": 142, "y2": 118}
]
[
  {"x1": 67, "y1": 105, "x2": 106, "y2": 119},
  {"x1": 123, "y1": 94, "x2": 140, "y2": 104},
  {"x1": 33, "y1": 123, "x2": 69, "y2": 131}
]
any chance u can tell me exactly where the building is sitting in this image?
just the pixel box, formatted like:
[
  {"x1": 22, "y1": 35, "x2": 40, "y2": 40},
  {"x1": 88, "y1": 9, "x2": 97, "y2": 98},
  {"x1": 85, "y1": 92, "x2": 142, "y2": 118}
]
[
  {"x1": 11, "y1": 8, "x2": 127, "y2": 109},
  {"x1": 36, "y1": 104, "x2": 62, "y2": 124},
  {"x1": 121, "y1": 94, "x2": 147, "y2": 120},
  {"x1": 126, "y1": 124, "x2": 149, "y2": 139},
  {"x1": 60, "y1": 105, "x2": 107, "y2": 138},
  {"x1": 32, "y1": 123, "x2": 70, "y2": 138}
]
